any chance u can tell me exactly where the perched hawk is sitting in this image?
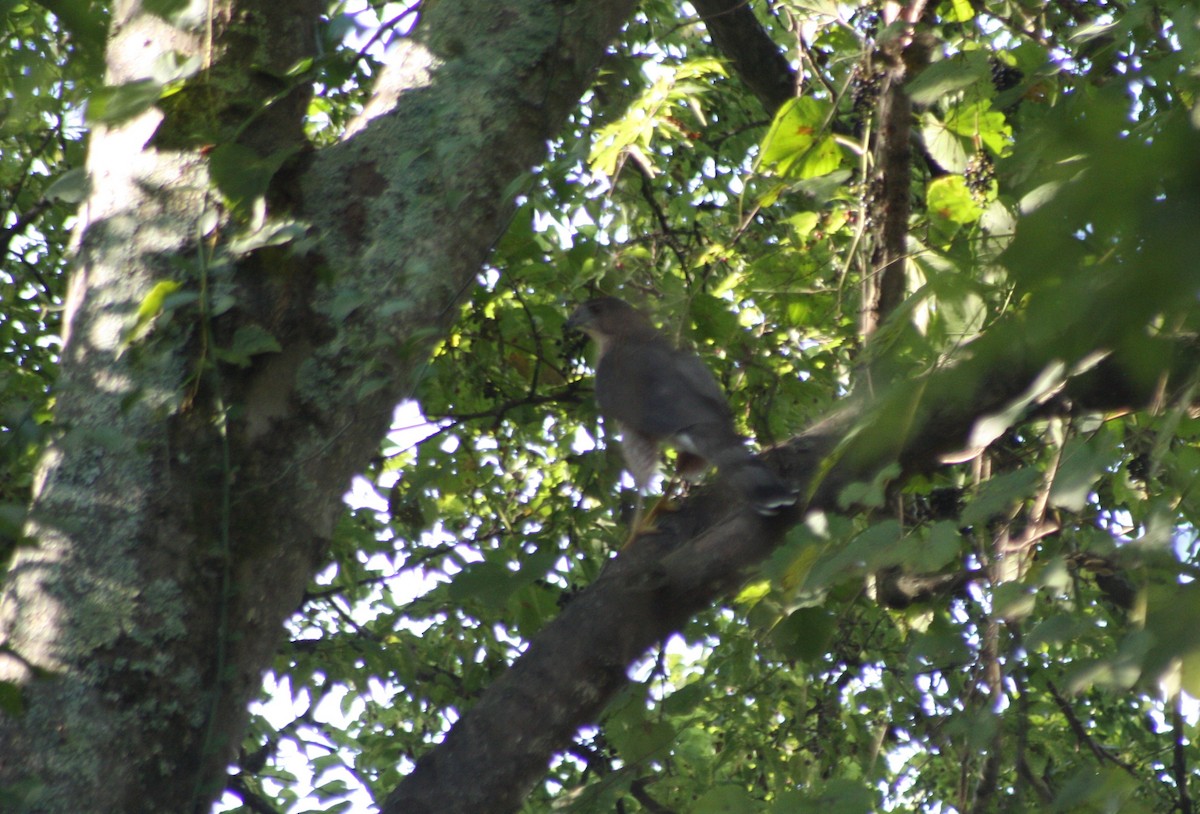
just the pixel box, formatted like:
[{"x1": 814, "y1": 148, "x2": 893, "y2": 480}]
[{"x1": 567, "y1": 297, "x2": 796, "y2": 516}]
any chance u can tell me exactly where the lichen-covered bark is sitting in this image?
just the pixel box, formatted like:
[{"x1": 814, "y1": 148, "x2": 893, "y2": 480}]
[{"x1": 0, "y1": 0, "x2": 637, "y2": 811}]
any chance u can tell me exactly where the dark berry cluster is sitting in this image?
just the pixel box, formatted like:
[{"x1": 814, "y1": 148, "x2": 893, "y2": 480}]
[
  {"x1": 964, "y1": 151, "x2": 996, "y2": 201},
  {"x1": 989, "y1": 57, "x2": 1023, "y2": 93},
  {"x1": 850, "y1": 63, "x2": 888, "y2": 132}
]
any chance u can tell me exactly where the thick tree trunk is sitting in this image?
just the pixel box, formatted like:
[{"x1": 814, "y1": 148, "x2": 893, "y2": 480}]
[{"x1": 0, "y1": 1, "x2": 637, "y2": 811}]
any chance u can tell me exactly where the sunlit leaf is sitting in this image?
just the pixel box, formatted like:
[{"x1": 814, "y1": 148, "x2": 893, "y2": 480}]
[
  {"x1": 927, "y1": 175, "x2": 984, "y2": 224},
  {"x1": 87, "y1": 79, "x2": 163, "y2": 125},
  {"x1": 907, "y1": 51, "x2": 992, "y2": 106},
  {"x1": 759, "y1": 97, "x2": 833, "y2": 173}
]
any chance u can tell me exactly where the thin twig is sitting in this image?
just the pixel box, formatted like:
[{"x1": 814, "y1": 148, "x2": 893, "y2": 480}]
[
  {"x1": 1045, "y1": 680, "x2": 1139, "y2": 777},
  {"x1": 1173, "y1": 695, "x2": 1194, "y2": 814}
]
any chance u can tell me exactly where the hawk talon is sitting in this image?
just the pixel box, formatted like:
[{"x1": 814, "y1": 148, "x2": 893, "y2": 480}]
[{"x1": 620, "y1": 492, "x2": 677, "y2": 550}]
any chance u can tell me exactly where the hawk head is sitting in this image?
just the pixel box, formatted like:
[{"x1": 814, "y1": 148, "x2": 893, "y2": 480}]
[{"x1": 566, "y1": 297, "x2": 658, "y2": 352}]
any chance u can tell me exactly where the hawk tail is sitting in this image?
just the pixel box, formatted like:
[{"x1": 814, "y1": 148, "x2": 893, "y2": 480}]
[{"x1": 727, "y1": 459, "x2": 798, "y2": 516}]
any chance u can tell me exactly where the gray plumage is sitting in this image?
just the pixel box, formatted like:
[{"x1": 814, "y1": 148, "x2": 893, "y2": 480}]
[{"x1": 567, "y1": 297, "x2": 796, "y2": 515}]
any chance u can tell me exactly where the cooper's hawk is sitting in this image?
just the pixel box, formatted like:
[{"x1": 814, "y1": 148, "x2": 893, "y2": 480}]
[{"x1": 567, "y1": 296, "x2": 796, "y2": 517}]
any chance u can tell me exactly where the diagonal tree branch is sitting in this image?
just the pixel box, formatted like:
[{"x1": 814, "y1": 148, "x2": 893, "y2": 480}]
[
  {"x1": 690, "y1": 0, "x2": 796, "y2": 113},
  {"x1": 384, "y1": 296, "x2": 1200, "y2": 813}
]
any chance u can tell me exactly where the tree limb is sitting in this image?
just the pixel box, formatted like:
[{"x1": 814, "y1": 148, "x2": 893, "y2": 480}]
[
  {"x1": 384, "y1": 307, "x2": 1200, "y2": 812},
  {"x1": 690, "y1": 0, "x2": 795, "y2": 112}
]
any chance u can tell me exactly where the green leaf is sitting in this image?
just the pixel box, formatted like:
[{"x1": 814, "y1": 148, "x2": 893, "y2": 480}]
[
  {"x1": 208, "y1": 143, "x2": 294, "y2": 212},
  {"x1": 142, "y1": 0, "x2": 192, "y2": 24},
  {"x1": 1052, "y1": 768, "x2": 1139, "y2": 812},
  {"x1": 35, "y1": 0, "x2": 107, "y2": 66},
  {"x1": 948, "y1": 0, "x2": 974, "y2": 22},
  {"x1": 786, "y1": 778, "x2": 875, "y2": 812},
  {"x1": 446, "y1": 561, "x2": 517, "y2": 610},
  {"x1": 906, "y1": 52, "x2": 991, "y2": 106},
  {"x1": 1050, "y1": 431, "x2": 1117, "y2": 511},
  {"x1": 913, "y1": 521, "x2": 962, "y2": 571},
  {"x1": 87, "y1": 79, "x2": 163, "y2": 125},
  {"x1": 945, "y1": 100, "x2": 1011, "y2": 155},
  {"x1": 837, "y1": 463, "x2": 901, "y2": 509},
  {"x1": 927, "y1": 176, "x2": 984, "y2": 224},
  {"x1": 122, "y1": 280, "x2": 183, "y2": 346},
  {"x1": 44, "y1": 167, "x2": 91, "y2": 204},
  {"x1": 960, "y1": 468, "x2": 1041, "y2": 527},
  {"x1": 215, "y1": 325, "x2": 281, "y2": 368},
  {"x1": 772, "y1": 606, "x2": 835, "y2": 662},
  {"x1": 228, "y1": 221, "x2": 310, "y2": 255},
  {"x1": 759, "y1": 97, "x2": 833, "y2": 174},
  {"x1": 661, "y1": 682, "x2": 706, "y2": 717},
  {"x1": 693, "y1": 785, "x2": 760, "y2": 814},
  {"x1": 1026, "y1": 613, "x2": 1090, "y2": 650},
  {"x1": 1139, "y1": 583, "x2": 1200, "y2": 686},
  {"x1": 605, "y1": 702, "x2": 676, "y2": 763},
  {"x1": 0, "y1": 680, "x2": 24, "y2": 715},
  {"x1": 792, "y1": 136, "x2": 843, "y2": 180},
  {"x1": 328, "y1": 289, "x2": 371, "y2": 322},
  {"x1": 920, "y1": 113, "x2": 969, "y2": 173},
  {"x1": 992, "y1": 581, "x2": 1035, "y2": 620}
]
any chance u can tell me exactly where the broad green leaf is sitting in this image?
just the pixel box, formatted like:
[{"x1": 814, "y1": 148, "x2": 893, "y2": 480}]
[
  {"x1": 215, "y1": 325, "x2": 282, "y2": 368},
  {"x1": 0, "y1": 680, "x2": 23, "y2": 715},
  {"x1": 992, "y1": 581, "x2": 1035, "y2": 620},
  {"x1": 920, "y1": 113, "x2": 969, "y2": 173},
  {"x1": 948, "y1": 0, "x2": 974, "y2": 22},
  {"x1": 1139, "y1": 583, "x2": 1200, "y2": 686},
  {"x1": 906, "y1": 52, "x2": 992, "y2": 106},
  {"x1": 87, "y1": 79, "x2": 163, "y2": 125},
  {"x1": 791, "y1": 136, "x2": 843, "y2": 180},
  {"x1": 661, "y1": 682, "x2": 706, "y2": 717},
  {"x1": 1026, "y1": 613, "x2": 1089, "y2": 650},
  {"x1": 44, "y1": 167, "x2": 91, "y2": 203},
  {"x1": 837, "y1": 463, "x2": 901, "y2": 510},
  {"x1": 787, "y1": 778, "x2": 875, "y2": 812},
  {"x1": 446, "y1": 561, "x2": 518, "y2": 610},
  {"x1": 927, "y1": 176, "x2": 984, "y2": 224},
  {"x1": 771, "y1": 606, "x2": 835, "y2": 662},
  {"x1": 1052, "y1": 768, "x2": 1140, "y2": 812},
  {"x1": 122, "y1": 280, "x2": 183, "y2": 346},
  {"x1": 208, "y1": 143, "x2": 294, "y2": 212},
  {"x1": 1050, "y1": 431, "x2": 1118, "y2": 511},
  {"x1": 759, "y1": 97, "x2": 832, "y2": 173},
  {"x1": 605, "y1": 701, "x2": 676, "y2": 763},
  {"x1": 945, "y1": 100, "x2": 1012, "y2": 155},
  {"x1": 960, "y1": 468, "x2": 1041, "y2": 526},
  {"x1": 786, "y1": 211, "x2": 820, "y2": 238},
  {"x1": 693, "y1": 785, "x2": 760, "y2": 814},
  {"x1": 912, "y1": 521, "x2": 962, "y2": 571},
  {"x1": 36, "y1": 0, "x2": 106, "y2": 63},
  {"x1": 228, "y1": 221, "x2": 310, "y2": 255}
]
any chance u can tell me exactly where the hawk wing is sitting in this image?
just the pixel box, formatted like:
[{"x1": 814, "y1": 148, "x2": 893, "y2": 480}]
[{"x1": 595, "y1": 337, "x2": 732, "y2": 440}]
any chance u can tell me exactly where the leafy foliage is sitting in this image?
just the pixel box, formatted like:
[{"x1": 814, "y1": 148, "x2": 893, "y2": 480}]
[
  {"x1": 8, "y1": 0, "x2": 1200, "y2": 812},
  {"x1": 0, "y1": 1, "x2": 102, "y2": 558}
]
